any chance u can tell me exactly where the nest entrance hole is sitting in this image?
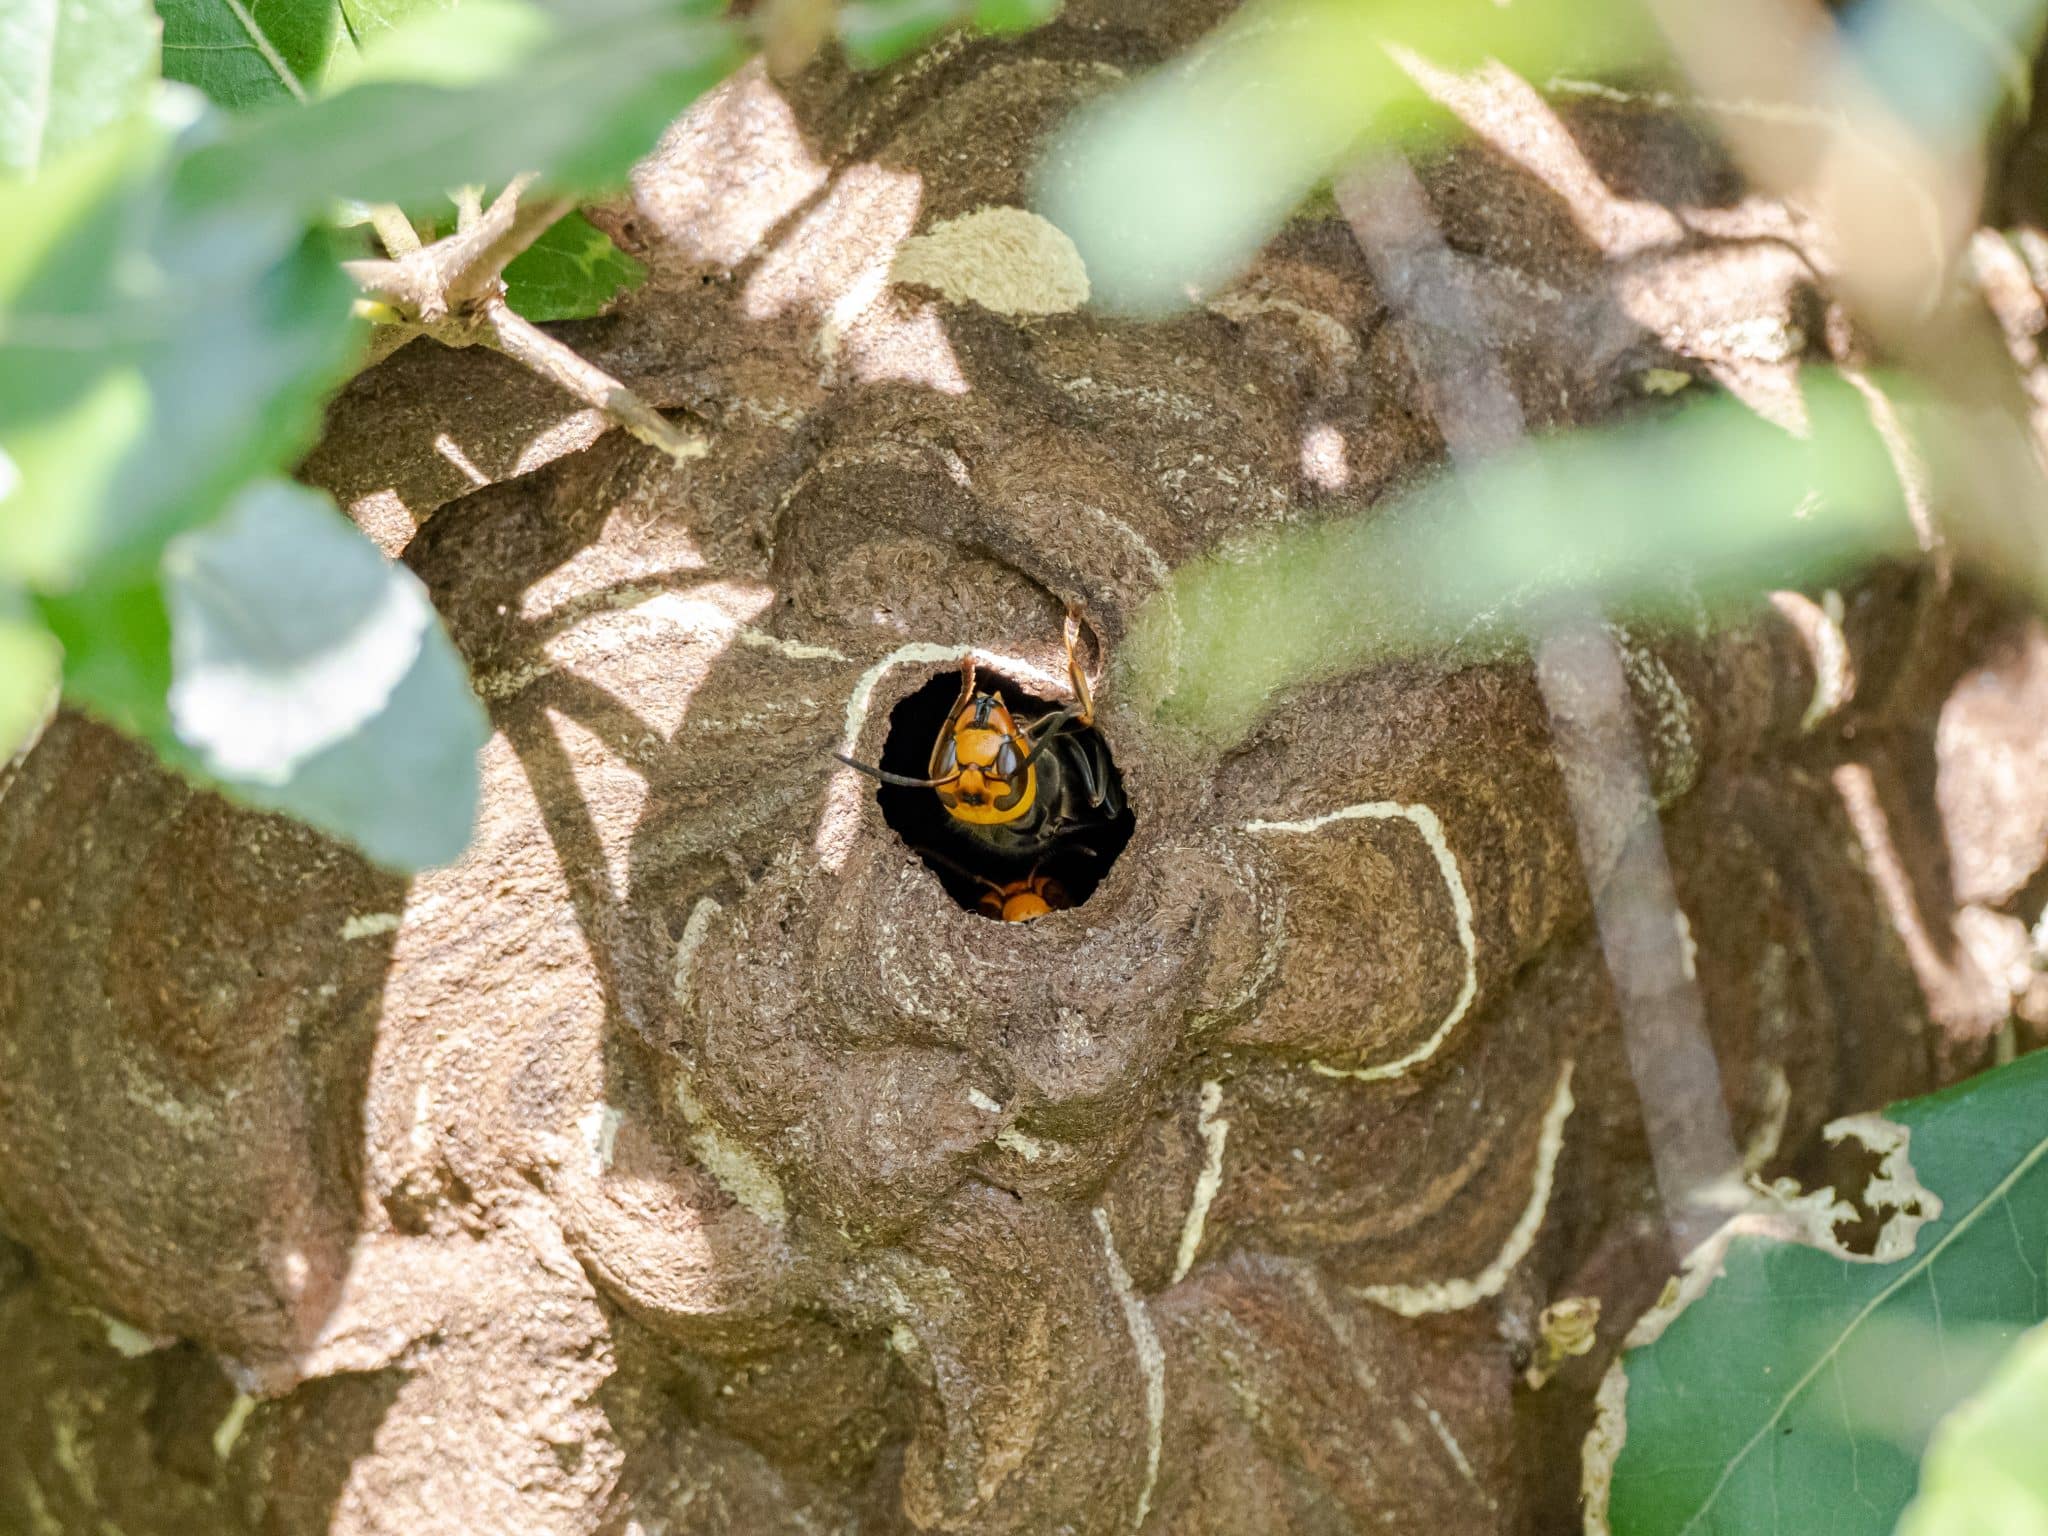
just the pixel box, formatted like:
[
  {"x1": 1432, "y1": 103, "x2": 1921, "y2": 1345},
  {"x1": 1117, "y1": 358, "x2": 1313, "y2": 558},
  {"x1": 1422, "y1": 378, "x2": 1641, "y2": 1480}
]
[{"x1": 872, "y1": 667, "x2": 1134, "y2": 919}]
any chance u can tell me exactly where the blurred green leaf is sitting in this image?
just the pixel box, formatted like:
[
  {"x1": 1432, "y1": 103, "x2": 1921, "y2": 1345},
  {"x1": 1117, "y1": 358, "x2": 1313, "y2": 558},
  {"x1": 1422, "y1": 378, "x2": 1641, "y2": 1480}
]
[
  {"x1": 839, "y1": 0, "x2": 1056, "y2": 68},
  {"x1": 0, "y1": 94, "x2": 362, "y2": 588},
  {"x1": 160, "y1": 480, "x2": 486, "y2": 870},
  {"x1": 339, "y1": 0, "x2": 451, "y2": 42},
  {"x1": 1603, "y1": 1049, "x2": 2048, "y2": 1534},
  {"x1": 1121, "y1": 372, "x2": 1915, "y2": 745},
  {"x1": 1035, "y1": 0, "x2": 1660, "y2": 313},
  {"x1": 1849, "y1": 0, "x2": 2048, "y2": 144},
  {"x1": 33, "y1": 573, "x2": 172, "y2": 738},
  {"x1": 178, "y1": 0, "x2": 744, "y2": 212},
  {"x1": 0, "y1": 0, "x2": 159, "y2": 176},
  {"x1": 323, "y1": 0, "x2": 548, "y2": 92},
  {"x1": 502, "y1": 209, "x2": 645, "y2": 320},
  {"x1": 164, "y1": 479, "x2": 433, "y2": 783},
  {"x1": 158, "y1": 0, "x2": 350, "y2": 109},
  {"x1": 1898, "y1": 1321, "x2": 2048, "y2": 1536},
  {"x1": 840, "y1": 0, "x2": 962, "y2": 66},
  {"x1": 0, "y1": 369, "x2": 146, "y2": 588},
  {"x1": 0, "y1": 112, "x2": 159, "y2": 586},
  {"x1": 0, "y1": 601, "x2": 61, "y2": 760},
  {"x1": 971, "y1": 0, "x2": 1058, "y2": 36}
]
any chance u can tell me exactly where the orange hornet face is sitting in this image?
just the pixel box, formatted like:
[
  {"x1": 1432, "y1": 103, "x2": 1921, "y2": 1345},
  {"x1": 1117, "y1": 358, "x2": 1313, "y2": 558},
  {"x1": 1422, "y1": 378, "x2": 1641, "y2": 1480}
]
[{"x1": 932, "y1": 690, "x2": 1037, "y2": 827}]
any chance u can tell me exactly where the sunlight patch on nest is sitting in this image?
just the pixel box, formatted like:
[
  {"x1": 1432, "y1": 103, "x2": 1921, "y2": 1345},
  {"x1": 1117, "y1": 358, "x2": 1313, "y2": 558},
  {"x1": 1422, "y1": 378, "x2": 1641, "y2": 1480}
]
[
  {"x1": 1299, "y1": 423, "x2": 1350, "y2": 490},
  {"x1": 745, "y1": 163, "x2": 919, "y2": 325},
  {"x1": 631, "y1": 63, "x2": 831, "y2": 269},
  {"x1": 537, "y1": 583, "x2": 775, "y2": 739},
  {"x1": 838, "y1": 295, "x2": 970, "y2": 393},
  {"x1": 349, "y1": 490, "x2": 417, "y2": 558},
  {"x1": 1399, "y1": 56, "x2": 1827, "y2": 429},
  {"x1": 1835, "y1": 759, "x2": 2014, "y2": 1040},
  {"x1": 433, "y1": 432, "x2": 492, "y2": 488},
  {"x1": 1398, "y1": 56, "x2": 1685, "y2": 259},
  {"x1": 517, "y1": 545, "x2": 713, "y2": 628}
]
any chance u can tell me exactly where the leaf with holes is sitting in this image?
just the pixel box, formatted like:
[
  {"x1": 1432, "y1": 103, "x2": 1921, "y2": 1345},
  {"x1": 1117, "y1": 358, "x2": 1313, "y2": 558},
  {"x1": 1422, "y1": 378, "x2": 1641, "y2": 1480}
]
[
  {"x1": 1587, "y1": 1049, "x2": 2048, "y2": 1536},
  {"x1": 158, "y1": 0, "x2": 352, "y2": 109},
  {"x1": 0, "y1": 0, "x2": 158, "y2": 175},
  {"x1": 502, "y1": 210, "x2": 645, "y2": 321}
]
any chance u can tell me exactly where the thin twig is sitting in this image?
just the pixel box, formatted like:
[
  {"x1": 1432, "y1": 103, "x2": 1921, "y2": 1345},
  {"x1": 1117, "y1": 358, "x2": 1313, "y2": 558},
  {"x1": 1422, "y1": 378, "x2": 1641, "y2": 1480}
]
[
  {"x1": 436, "y1": 176, "x2": 570, "y2": 310},
  {"x1": 368, "y1": 203, "x2": 422, "y2": 256},
  {"x1": 469, "y1": 299, "x2": 707, "y2": 461},
  {"x1": 342, "y1": 175, "x2": 707, "y2": 463}
]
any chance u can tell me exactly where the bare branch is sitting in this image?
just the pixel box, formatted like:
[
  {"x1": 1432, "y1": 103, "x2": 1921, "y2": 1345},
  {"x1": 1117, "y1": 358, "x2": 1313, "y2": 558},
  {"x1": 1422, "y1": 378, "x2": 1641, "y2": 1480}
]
[
  {"x1": 435, "y1": 175, "x2": 573, "y2": 309},
  {"x1": 471, "y1": 299, "x2": 707, "y2": 462},
  {"x1": 343, "y1": 256, "x2": 417, "y2": 309},
  {"x1": 339, "y1": 174, "x2": 707, "y2": 467}
]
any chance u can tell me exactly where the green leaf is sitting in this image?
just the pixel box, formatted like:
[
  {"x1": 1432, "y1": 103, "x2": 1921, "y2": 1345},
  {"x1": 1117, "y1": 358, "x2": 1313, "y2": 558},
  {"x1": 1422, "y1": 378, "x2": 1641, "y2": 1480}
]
[
  {"x1": 158, "y1": 0, "x2": 350, "y2": 109},
  {"x1": 501, "y1": 210, "x2": 644, "y2": 321},
  {"x1": 1120, "y1": 372, "x2": 1915, "y2": 746},
  {"x1": 971, "y1": 0, "x2": 1057, "y2": 35},
  {"x1": 34, "y1": 572, "x2": 172, "y2": 739},
  {"x1": 1898, "y1": 1321, "x2": 2048, "y2": 1536},
  {"x1": 178, "y1": 0, "x2": 745, "y2": 212},
  {"x1": 838, "y1": 0, "x2": 1057, "y2": 67},
  {"x1": 0, "y1": 367, "x2": 146, "y2": 588},
  {"x1": 338, "y1": 0, "x2": 451, "y2": 38},
  {"x1": 839, "y1": 0, "x2": 960, "y2": 67},
  {"x1": 1596, "y1": 1049, "x2": 2048, "y2": 1536},
  {"x1": 0, "y1": 118, "x2": 156, "y2": 590},
  {"x1": 0, "y1": 600, "x2": 61, "y2": 760},
  {"x1": 323, "y1": 0, "x2": 546, "y2": 91},
  {"x1": 160, "y1": 480, "x2": 487, "y2": 870},
  {"x1": 0, "y1": 0, "x2": 159, "y2": 177},
  {"x1": 0, "y1": 109, "x2": 166, "y2": 591},
  {"x1": 0, "y1": 95, "x2": 362, "y2": 586},
  {"x1": 164, "y1": 479, "x2": 434, "y2": 782},
  {"x1": 1034, "y1": 0, "x2": 1659, "y2": 313}
]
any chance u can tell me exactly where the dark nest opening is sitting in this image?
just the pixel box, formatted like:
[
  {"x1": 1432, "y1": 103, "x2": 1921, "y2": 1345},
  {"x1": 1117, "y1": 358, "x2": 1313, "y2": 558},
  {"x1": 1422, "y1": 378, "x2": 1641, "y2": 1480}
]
[{"x1": 869, "y1": 667, "x2": 1135, "y2": 920}]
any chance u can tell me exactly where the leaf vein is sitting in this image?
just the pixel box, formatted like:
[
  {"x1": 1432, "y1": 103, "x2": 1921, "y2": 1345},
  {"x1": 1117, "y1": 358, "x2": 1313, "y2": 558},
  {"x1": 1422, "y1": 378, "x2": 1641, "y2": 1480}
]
[
  {"x1": 1675, "y1": 1131, "x2": 2048, "y2": 1533},
  {"x1": 219, "y1": 0, "x2": 308, "y2": 103}
]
